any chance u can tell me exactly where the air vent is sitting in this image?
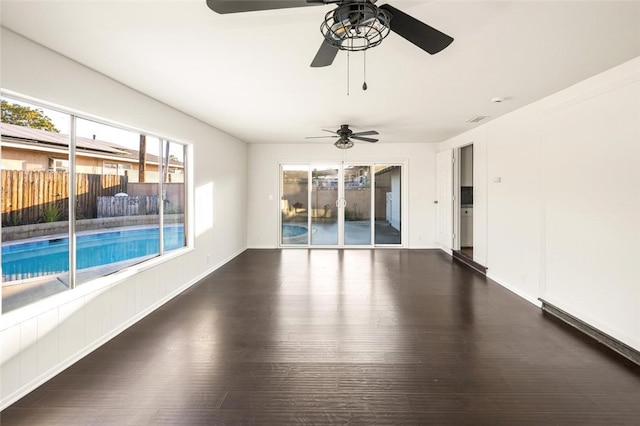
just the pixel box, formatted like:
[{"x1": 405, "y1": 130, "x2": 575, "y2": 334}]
[{"x1": 467, "y1": 116, "x2": 488, "y2": 123}]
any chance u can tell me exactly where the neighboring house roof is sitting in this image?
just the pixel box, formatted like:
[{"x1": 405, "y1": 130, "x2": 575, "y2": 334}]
[
  {"x1": 1, "y1": 122, "x2": 127, "y2": 155},
  {"x1": 0, "y1": 122, "x2": 183, "y2": 168}
]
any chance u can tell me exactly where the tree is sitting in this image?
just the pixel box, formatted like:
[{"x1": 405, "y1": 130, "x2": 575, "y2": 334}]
[
  {"x1": 138, "y1": 134, "x2": 146, "y2": 183},
  {"x1": 1, "y1": 100, "x2": 59, "y2": 132}
]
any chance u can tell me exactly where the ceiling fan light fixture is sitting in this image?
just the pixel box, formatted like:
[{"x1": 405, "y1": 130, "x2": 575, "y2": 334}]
[
  {"x1": 334, "y1": 138, "x2": 355, "y2": 149},
  {"x1": 321, "y1": 2, "x2": 391, "y2": 51}
]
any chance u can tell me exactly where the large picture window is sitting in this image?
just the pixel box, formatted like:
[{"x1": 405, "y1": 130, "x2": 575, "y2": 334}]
[{"x1": 1, "y1": 95, "x2": 189, "y2": 312}]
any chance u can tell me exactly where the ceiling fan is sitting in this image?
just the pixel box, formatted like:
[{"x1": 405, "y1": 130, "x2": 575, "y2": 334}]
[
  {"x1": 306, "y1": 124, "x2": 378, "y2": 149},
  {"x1": 205, "y1": 0, "x2": 454, "y2": 67}
]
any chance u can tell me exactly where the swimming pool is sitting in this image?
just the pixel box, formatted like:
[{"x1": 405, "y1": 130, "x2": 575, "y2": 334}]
[
  {"x1": 2, "y1": 225, "x2": 184, "y2": 282},
  {"x1": 281, "y1": 224, "x2": 308, "y2": 244}
]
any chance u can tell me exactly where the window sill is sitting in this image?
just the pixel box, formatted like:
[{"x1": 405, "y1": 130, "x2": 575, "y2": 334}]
[{"x1": 1, "y1": 245, "x2": 194, "y2": 331}]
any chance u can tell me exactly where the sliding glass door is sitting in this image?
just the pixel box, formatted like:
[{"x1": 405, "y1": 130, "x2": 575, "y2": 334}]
[
  {"x1": 281, "y1": 163, "x2": 401, "y2": 247},
  {"x1": 311, "y1": 166, "x2": 339, "y2": 246},
  {"x1": 344, "y1": 165, "x2": 372, "y2": 245},
  {"x1": 281, "y1": 165, "x2": 309, "y2": 245}
]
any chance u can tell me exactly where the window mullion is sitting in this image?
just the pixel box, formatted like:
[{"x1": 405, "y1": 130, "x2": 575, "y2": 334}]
[
  {"x1": 68, "y1": 115, "x2": 77, "y2": 289},
  {"x1": 158, "y1": 138, "x2": 164, "y2": 255}
]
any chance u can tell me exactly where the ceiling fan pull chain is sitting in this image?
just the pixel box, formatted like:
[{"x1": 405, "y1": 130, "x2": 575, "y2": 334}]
[{"x1": 363, "y1": 49, "x2": 368, "y2": 91}]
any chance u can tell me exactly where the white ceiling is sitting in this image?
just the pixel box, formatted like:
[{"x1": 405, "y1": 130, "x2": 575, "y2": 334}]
[{"x1": 1, "y1": 0, "x2": 639, "y2": 145}]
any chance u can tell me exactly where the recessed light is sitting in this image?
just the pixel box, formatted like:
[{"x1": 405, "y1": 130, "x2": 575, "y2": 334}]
[{"x1": 491, "y1": 97, "x2": 505, "y2": 103}]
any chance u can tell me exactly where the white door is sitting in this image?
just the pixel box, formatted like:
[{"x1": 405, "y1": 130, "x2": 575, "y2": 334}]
[{"x1": 436, "y1": 149, "x2": 454, "y2": 251}]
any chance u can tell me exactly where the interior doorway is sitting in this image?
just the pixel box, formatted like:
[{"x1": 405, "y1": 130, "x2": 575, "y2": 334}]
[{"x1": 458, "y1": 144, "x2": 473, "y2": 258}]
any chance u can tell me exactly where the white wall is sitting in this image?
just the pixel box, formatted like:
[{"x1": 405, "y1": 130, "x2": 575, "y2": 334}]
[
  {"x1": 541, "y1": 59, "x2": 640, "y2": 350},
  {"x1": 247, "y1": 142, "x2": 438, "y2": 249},
  {"x1": 438, "y1": 56, "x2": 640, "y2": 351},
  {"x1": 0, "y1": 28, "x2": 248, "y2": 409}
]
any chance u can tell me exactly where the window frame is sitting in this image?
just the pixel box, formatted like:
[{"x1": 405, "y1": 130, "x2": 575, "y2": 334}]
[{"x1": 49, "y1": 157, "x2": 69, "y2": 171}]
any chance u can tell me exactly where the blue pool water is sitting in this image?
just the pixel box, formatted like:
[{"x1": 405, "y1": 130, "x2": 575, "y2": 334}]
[
  {"x1": 281, "y1": 224, "x2": 308, "y2": 244},
  {"x1": 282, "y1": 224, "x2": 307, "y2": 238},
  {"x1": 2, "y1": 225, "x2": 184, "y2": 281}
]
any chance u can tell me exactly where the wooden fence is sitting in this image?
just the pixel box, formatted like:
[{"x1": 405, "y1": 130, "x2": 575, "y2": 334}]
[
  {"x1": 97, "y1": 195, "x2": 158, "y2": 217},
  {"x1": 1, "y1": 170, "x2": 127, "y2": 226}
]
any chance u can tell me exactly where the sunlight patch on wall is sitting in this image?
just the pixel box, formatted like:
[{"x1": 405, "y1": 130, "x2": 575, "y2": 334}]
[{"x1": 195, "y1": 182, "x2": 214, "y2": 237}]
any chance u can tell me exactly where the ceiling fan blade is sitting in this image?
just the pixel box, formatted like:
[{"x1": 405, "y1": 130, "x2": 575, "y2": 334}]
[
  {"x1": 206, "y1": 0, "x2": 319, "y2": 14},
  {"x1": 351, "y1": 130, "x2": 379, "y2": 137},
  {"x1": 311, "y1": 40, "x2": 340, "y2": 68},
  {"x1": 322, "y1": 129, "x2": 337, "y2": 134},
  {"x1": 351, "y1": 136, "x2": 379, "y2": 143},
  {"x1": 379, "y1": 4, "x2": 453, "y2": 54}
]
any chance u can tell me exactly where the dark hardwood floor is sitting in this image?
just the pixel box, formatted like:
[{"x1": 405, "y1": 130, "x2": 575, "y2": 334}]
[{"x1": 3, "y1": 249, "x2": 640, "y2": 425}]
